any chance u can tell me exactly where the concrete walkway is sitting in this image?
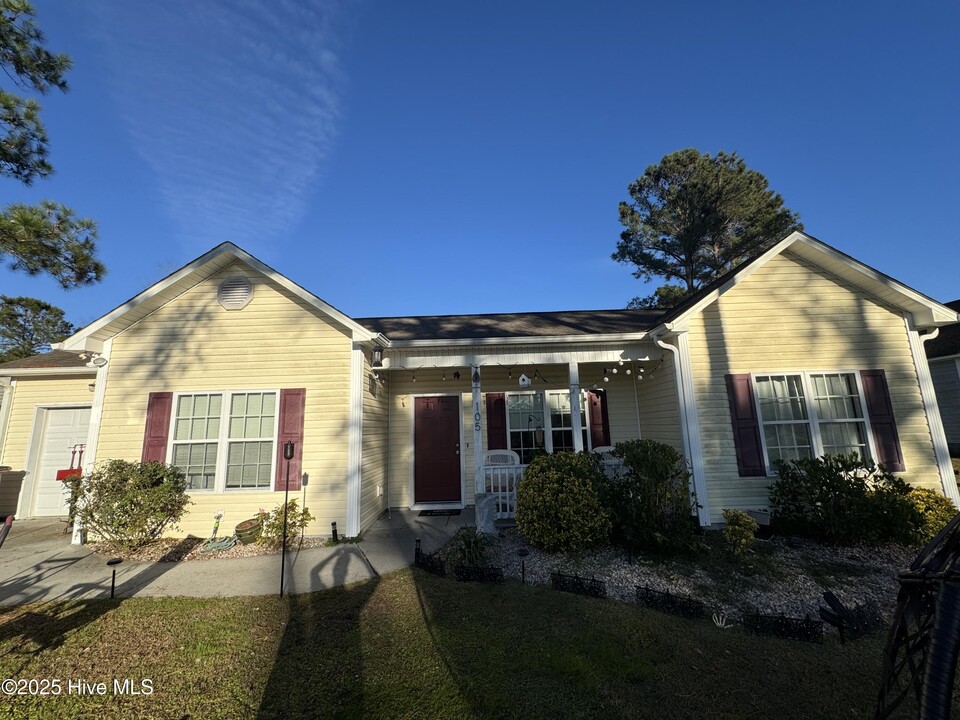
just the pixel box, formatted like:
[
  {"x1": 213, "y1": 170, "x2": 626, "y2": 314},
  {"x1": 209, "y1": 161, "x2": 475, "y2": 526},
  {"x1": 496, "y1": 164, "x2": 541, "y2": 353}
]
[{"x1": 0, "y1": 509, "x2": 474, "y2": 606}]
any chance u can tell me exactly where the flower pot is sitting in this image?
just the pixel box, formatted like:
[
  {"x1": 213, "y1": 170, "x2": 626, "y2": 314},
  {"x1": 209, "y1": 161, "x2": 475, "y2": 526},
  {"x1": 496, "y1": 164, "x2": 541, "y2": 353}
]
[{"x1": 235, "y1": 518, "x2": 262, "y2": 545}]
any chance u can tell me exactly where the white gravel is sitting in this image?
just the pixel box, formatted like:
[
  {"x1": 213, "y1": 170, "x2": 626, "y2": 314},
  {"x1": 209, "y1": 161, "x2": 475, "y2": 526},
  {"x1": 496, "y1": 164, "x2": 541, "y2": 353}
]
[{"x1": 480, "y1": 528, "x2": 915, "y2": 623}]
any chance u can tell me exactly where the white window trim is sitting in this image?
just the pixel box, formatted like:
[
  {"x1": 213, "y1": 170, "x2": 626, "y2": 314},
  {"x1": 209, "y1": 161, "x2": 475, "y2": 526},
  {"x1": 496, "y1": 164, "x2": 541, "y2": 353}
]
[
  {"x1": 166, "y1": 389, "x2": 281, "y2": 493},
  {"x1": 751, "y1": 370, "x2": 879, "y2": 475},
  {"x1": 504, "y1": 389, "x2": 591, "y2": 461}
]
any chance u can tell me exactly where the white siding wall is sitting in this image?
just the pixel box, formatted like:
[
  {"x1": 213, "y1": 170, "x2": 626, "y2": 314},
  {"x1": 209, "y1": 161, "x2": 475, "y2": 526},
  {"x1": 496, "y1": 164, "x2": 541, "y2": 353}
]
[
  {"x1": 633, "y1": 350, "x2": 683, "y2": 451},
  {"x1": 687, "y1": 250, "x2": 942, "y2": 524},
  {"x1": 359, "y1": 358, "x2": 389, "y2": 532}
]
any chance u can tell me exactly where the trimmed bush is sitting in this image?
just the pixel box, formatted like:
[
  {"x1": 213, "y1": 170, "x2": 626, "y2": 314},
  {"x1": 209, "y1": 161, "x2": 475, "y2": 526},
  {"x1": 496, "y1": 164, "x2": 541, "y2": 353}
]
[
  {"x1": 909, "y1": 487, "x2": 958, "y2": 544},
  {"x1": 258, "y1": 499, "x2": 315, "y2": 548},
  {"x1": 722, "y1": 509, "x2": 759, "y2": 557},
  {"x1": 608, "y1": 439, "x2": 700, "y2": 555},
  {"x1": 65, "y1": 460, "x2": 191, "y2": 549},
  {"x1": 515, "y1": 452, "x2": 610, "y2": 553},
  {"x1": 769, "y1": 454, "x2": 920, "y2": 545}
]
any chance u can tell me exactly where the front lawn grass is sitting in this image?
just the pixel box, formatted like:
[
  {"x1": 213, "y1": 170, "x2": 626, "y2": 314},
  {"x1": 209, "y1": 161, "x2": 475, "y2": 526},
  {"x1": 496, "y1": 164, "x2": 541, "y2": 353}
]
[{"x1": 0, "y1": 568, "x2": 947, "y2": 719}]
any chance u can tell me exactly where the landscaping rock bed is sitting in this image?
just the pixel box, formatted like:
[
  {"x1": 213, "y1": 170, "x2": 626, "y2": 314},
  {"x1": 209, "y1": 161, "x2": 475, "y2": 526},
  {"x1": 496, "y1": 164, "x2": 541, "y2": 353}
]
[
  {"x1": 89, "y1": 535, "x2": 329, "y2": 563},
  {"x1": 484, "y1": 527, "x2": 915, "y2": 624}
]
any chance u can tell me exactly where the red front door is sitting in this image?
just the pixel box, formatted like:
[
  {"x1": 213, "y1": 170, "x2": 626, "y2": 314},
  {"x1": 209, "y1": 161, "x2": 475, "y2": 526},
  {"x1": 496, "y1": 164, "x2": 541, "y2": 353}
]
[{"x1": 414, "y1": 396, "x2": 461, "y2": 503}]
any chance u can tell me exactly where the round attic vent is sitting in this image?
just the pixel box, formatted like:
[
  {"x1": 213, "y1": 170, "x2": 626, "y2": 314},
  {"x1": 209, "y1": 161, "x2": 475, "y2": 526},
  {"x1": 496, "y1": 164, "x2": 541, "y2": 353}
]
[{"x1": 217, "y1": 276, "x2": 253, "y2": 310}]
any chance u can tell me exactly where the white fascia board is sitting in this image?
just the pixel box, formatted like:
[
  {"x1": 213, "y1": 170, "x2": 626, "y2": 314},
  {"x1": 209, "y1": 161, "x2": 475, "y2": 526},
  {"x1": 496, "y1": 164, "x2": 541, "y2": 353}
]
[
  {"x1": 0, "y1": 367, "x2": 97, "y2": 378},
  {"x1": 385, "y1": 331, "x2": 651, "y2": 349},
  {"x1": 60, "y1": 242, "x2": 375, "y2": 351},
  {"x1": 928, "y1": 353, "x2": 960, "y2": 364}
]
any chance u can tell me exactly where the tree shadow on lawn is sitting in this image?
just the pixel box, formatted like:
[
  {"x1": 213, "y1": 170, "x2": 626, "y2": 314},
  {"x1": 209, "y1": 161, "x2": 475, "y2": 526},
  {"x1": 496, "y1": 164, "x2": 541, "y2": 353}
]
[
  {"x1": 256, "y1": 577, "x2": 380, "y2": 720},
  {"x1": 405, "y1": 567, "x2": 916, "y2": 720},
  {"x1": 0, "y1": 536, "x2": 194, "y2": 675}
]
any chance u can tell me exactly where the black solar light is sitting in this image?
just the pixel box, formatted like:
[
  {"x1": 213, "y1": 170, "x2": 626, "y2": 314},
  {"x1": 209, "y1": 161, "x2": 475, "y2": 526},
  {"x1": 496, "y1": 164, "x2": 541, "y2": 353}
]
[{"x1": 107, "y1": 557, "x2": 122, "y2": 599}]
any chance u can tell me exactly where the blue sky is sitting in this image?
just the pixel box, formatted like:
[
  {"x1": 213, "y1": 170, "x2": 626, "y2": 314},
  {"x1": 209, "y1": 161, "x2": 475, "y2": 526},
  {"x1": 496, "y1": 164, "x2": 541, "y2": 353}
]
[{"x1": 3, "y1": 1, "x2": 958, "y2": 328}]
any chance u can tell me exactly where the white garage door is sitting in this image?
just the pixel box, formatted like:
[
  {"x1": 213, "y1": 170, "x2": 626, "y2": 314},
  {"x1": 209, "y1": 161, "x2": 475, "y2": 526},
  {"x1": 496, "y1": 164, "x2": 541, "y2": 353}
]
[{"x1": 32, "y1": 407, "x2": 91, "y2": 517}]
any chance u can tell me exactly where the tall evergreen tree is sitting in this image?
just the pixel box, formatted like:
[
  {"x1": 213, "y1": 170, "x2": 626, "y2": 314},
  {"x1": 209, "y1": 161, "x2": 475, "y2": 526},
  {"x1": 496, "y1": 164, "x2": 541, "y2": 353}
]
[
  {"x1": 0, "y1": 0, "x2": 103, "y2": 287},
  {"x1": 614, "y1": 148, "x2": 801, "y2": 309},
  {"x1": 0, "y1": 295, "x2": 74, "y2": 362}
]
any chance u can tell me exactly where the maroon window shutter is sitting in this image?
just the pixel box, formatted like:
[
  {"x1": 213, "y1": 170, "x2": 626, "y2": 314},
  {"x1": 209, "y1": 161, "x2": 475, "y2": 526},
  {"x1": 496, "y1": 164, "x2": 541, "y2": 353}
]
[
  {"x1": 142, "y1": 392, "x2": 173, "y2": 463},
  {"x1": 860, "y1": 369, "x2": 905, "y2": 472},
  {"x1": 486, "y1": 393, "x2": 508, "y2": 450},
  {"x1": 275, "y1": 388, "x2": 306, "y2": 491},
  {"x1": 587, "y1": 390, "x2": 611, "y2": 448},
  {"x1": 724, "y1": 374, "x2": 766, "y2": 477}
]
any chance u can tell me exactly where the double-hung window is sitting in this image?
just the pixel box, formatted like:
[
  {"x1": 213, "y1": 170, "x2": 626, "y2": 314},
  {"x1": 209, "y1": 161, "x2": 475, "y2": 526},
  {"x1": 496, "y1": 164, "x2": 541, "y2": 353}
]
[
  {"x1": 754, "y1": 372, "x2": 872, "y2": 469},
  {"x1": 505, "y1": 390, "x2": 590, "y2": 463},
  {"x1": 170, "y1": 390, "x2": 278, "y2": 491}
]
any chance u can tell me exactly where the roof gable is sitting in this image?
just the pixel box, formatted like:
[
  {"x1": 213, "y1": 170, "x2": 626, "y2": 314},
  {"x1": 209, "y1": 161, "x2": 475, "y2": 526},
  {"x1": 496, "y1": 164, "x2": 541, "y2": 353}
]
[
  {"x1": 57, "y1": 243, "x2": 375, "y2": 352},
  {"x1": 652, "y1": 231, "x2": 959, "y2": 334}
]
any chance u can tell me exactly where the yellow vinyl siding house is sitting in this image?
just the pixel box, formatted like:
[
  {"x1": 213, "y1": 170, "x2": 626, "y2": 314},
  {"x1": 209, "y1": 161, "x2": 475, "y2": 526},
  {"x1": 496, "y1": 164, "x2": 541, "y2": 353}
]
[{"x1": 0, "y1": 231, "x2": 957, "y2": 541}]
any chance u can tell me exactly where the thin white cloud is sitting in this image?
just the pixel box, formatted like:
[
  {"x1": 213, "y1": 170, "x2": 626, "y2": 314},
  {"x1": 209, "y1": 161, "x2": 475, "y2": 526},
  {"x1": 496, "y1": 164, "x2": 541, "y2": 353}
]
[{"x1": 86, "y1": 0, "x2": 347, "y2": 253}]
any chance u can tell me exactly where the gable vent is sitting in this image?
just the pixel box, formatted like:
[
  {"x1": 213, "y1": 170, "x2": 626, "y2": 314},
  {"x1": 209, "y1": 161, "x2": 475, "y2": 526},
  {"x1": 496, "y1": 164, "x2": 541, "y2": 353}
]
[{"x1": 217, "y1": 276, "x2": 253, "y2": 310}]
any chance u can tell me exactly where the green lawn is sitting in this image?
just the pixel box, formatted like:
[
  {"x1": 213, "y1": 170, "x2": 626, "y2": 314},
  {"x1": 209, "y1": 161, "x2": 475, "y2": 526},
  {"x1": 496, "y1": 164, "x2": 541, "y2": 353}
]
[{"x1": 0, "y1": 568, "x2": 937, "y2": 719}]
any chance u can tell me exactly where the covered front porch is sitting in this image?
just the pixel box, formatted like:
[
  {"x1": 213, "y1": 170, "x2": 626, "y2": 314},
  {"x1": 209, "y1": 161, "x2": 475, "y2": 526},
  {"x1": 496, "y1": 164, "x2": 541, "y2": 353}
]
[{"x1": 377, "y1": 339, "x2": 692, "y2": 520}]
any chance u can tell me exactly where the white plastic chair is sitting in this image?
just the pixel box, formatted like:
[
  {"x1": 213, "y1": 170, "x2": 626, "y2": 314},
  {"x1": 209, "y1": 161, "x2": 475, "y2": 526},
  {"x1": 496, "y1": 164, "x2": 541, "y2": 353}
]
[
  {"x1": 591, "y1": 445, "x2": 622, "y2": 478},
  {"x1": 483, "y1": 449, "x2": 520, "y2": 466}
]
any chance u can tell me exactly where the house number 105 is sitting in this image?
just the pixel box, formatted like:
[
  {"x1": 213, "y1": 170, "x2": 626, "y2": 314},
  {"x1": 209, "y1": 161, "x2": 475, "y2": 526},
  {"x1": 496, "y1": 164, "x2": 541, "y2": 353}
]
[{"x1": 474, "y1": 402, "x2": 481, "y2": 431}]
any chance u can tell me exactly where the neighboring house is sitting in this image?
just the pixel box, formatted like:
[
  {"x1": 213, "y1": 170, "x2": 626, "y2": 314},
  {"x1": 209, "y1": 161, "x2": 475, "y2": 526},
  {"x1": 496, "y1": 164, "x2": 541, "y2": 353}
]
[
  {"x1": 926, "y1": 300, "x2": 960, "y2": 457},
  {"x1": 0, "y1": 230, "x2": 957, "y2": 542}
]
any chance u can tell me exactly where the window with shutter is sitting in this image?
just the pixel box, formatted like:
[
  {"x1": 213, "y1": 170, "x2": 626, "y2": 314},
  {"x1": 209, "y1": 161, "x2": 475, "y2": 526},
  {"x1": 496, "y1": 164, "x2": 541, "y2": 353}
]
[{"x1": 143, "y1": 388, "x2": 305, "y2": 492}]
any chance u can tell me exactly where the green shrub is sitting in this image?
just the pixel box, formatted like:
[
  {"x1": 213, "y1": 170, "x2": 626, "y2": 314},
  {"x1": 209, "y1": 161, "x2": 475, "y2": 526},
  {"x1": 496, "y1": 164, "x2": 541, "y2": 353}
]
[
  {"x1": 608, "y1": 439, "x2": 700, "y2": 555},
  {"x1": 721, "y1": 509, "x2": 758, "y2": 557},
  {"x1": 515, "y1": 452, "x2": 611, "y2": 553},
  {"x1": 257, "y1": 499, "x2": 315, "y2": 548},
  {"x1": 449, "y1": 527, "x2": 494, "y2": 566},
  {"x1": 909, "y1": 487, "x2": 958, "y2": 544},
  {"x1": 769, "y1": 454, "x2": 920, "y2": 545},
  {"x1": 65, "y1": 460, "x2": 191, "y2": 550}
]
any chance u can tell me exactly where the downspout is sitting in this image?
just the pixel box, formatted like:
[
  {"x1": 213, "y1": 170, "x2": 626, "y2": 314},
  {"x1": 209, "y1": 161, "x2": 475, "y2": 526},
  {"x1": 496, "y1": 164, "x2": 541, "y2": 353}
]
[
  {"x1": 913, "y1": 325, "x2": 960, "y2": 504},
  {"x1": 652, "y1": 332, "x2": 712, "y2": 526},
  {"x1": 0, "y1": 378, "x2": 15, "y2": 463}
]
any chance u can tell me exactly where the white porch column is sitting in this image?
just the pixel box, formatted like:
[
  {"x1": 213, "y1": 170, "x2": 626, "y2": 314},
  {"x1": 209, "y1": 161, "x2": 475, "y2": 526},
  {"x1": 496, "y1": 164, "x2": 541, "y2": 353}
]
[
  {"x1": 471, "y1": 365, "x2": 484, "y2": 500},
  {"x1": 569, "y1": 362, "x2": 584, "y2": 452}
]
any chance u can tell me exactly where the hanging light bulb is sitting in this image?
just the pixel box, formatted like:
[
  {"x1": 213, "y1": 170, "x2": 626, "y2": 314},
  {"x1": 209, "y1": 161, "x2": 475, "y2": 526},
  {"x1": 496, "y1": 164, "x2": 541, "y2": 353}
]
[
  {"x1": 618, "y1": 360, "x2": 624, "y2": 366},
  {"x1": 626, "y1": 368, "x2": 632, "y2": 375},
  {"x1": 442, "y1": 371, "x2": 446, "y2": 381},
  {"x1": 612, "y1": 367, "x2": 618, "y2": 374},
  {"x1": 412, "y1": 372, "x2": 417, "y2": 383}
]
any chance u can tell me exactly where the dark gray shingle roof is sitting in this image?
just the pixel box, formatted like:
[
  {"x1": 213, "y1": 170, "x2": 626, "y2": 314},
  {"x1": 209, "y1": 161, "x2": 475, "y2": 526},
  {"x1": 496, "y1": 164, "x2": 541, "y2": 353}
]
[
  {"x1": 356, "y1": 308, "x2": 664, "y2": 341},
  {"x1": 0, "y1": 350, "x2": 90, "y2": 370}
]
